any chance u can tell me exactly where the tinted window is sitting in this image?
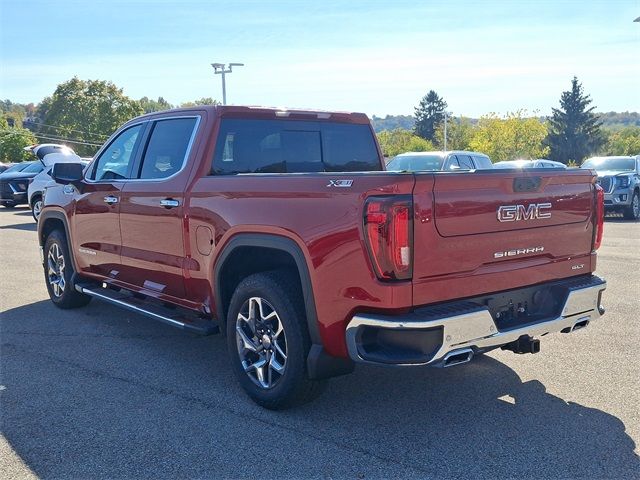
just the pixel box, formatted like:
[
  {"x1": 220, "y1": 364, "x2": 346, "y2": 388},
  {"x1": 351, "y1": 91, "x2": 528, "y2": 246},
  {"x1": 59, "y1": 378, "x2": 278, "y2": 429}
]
[
  {"x1": 212, "y1": 119, "x2": 380, "y2": 174},
  {"x1": 138, "y1": 118, "x2": 197, "y2": 179},
  {"x1": 34, "y1": 145, "x2": 74, "y2": 159},
  {"x1": 91, "y1": 124, "x2": 143, "y2": 181},
  {"x1": 387, "y1": 154, "x2": 445, "y2": 171},
  {"x1": 446, "y1": 155, "x2": 460, "y2": 170},
  {"x1": 3, "y1": 162, "x2": 31, "y2": 173},
  {"x1": 21, "y1": 162, "x2": 45, "y2": 174},
  {"x1": 472, "y1": 155, "x2": 492, "y2": 169},
  {"x1": 456, "y1": 155, "x2": 475, "y2": 169},
  {"x1": 321, "y1": 123, "x2": 380, "y2": 171}
]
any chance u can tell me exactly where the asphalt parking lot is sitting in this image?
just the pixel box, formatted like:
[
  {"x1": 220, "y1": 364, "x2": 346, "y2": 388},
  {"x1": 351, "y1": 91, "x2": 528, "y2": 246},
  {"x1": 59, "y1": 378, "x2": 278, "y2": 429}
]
[{"x1": 1, "y1": 207, "x2": 638, "y2": 479}]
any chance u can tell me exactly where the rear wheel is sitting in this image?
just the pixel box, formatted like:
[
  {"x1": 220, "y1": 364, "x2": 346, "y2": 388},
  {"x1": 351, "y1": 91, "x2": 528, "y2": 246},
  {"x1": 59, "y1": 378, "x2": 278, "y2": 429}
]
[
  {"x1": 623, "y1": 191, "x2": 639, "y2": 220},
  {"x1": 44, "y1": 229, "x2": 91, "y2": 309},
  {"x1": 226, "y1": 270, "x2": 324, "y2": 409},
  {"x1": 2, "y1": 202, "x2": 16, "y2": 209},
  {"x1": 31, "y1": 195, "x2": 43, "y2": 221}
]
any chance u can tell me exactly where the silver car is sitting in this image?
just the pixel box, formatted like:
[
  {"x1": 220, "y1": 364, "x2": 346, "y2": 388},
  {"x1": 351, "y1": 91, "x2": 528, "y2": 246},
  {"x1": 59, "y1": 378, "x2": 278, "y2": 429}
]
[
  {"x1": 581, "y1": 156, "x2": 640, "y2": 220},
  {"x1": 386, "y1": 150, "x2": 492, "y2": 171},
  {"x1": 493, "y1": 159, "x2": 567, "y2": 169}
]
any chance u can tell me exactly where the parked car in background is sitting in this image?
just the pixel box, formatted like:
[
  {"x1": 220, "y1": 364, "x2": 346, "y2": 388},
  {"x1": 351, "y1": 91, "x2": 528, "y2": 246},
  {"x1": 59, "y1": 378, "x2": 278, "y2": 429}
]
[
  {"x1": 581, "y1": 156, "x2": 640, "y2": 220},
  {"x1": 0, "y1": 162, "x2": 30, "y2": 175},
  {"x1": 28, "y1": 154, "x2": 88, "y2": 221},
  {"x1": 0, "y1": 161, "x2": 44, "y2": 208},
  {"x1": 1, "y1": 144, "x2": 78, "y2": 210},
  {"x1": 386, "y1": 151, "x2": 492, "y2": 171},
  {"x1": 0, "y1": 163, "x2": 14, "y2": 173},
  {"x1": 493, "y1": 159, "x2": 567, "y2": 169}
]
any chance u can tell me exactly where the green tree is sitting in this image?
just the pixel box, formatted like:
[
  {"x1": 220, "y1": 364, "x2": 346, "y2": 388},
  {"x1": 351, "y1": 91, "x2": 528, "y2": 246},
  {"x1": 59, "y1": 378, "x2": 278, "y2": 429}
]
[
  {"x1": 413, "y1": 90, "x2": 447, "y2": 142},
  {"x1": 40, "y1": 77, "x2": 143, "y2": 156},
  {"x1": 546, "y1": 77, "x2": 603, "y2": 164},
  {"x1": 604, "y1": 126, "x2": 640, "y2": 155},
  {"x1": 180, "y1": 97, "x2": 220, "y2": 107},
  {"x1": 469, "y1": 111, "x2": 549, "y2": 162},
  {"x1": 0, "y1": 127, "x2": 37, "y2": 162},
  {"x1": 377, "y1": 129, "x2": 435, "y2": 158},
  {"x1": 139, "y1": 96, "x2": 173, "y2": 113},
  {"x1": 434, "y1": 116, "x2": 474, "y2": 150}
]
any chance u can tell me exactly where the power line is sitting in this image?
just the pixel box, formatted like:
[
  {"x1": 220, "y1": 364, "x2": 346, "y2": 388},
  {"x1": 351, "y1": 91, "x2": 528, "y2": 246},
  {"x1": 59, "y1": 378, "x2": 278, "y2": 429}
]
[
  {"x1": 25, "y1": 121, "x2": 110, "y2": 139},
  {"x1": 33, "y1": 133, "x2": 102, "y2": 147},
  {"x1": 0, "y1": 129, "x2": 103, "y2": 147}
]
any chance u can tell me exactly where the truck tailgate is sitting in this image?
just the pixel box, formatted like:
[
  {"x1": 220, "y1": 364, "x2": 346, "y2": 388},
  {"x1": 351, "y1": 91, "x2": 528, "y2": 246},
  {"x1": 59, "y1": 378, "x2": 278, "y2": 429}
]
[{"x1": 411, "y1": 169, "x2": 597, "y2": 305}]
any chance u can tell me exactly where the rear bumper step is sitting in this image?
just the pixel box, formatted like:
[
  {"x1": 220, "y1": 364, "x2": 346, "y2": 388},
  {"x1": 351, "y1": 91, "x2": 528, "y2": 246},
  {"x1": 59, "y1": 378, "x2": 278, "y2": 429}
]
[
  {"x1": 75, "y1": 283, "x2": 219, "y2": 335},
  {"x1": 345, "y1": 275, "x2": 606, "y2": 366}
]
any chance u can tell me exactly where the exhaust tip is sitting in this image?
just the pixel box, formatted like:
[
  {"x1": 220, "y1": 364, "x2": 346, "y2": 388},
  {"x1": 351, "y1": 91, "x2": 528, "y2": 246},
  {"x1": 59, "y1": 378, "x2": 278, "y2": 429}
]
[{"x1": 443, "y1": 348, "x2": 474, "y2": 367}]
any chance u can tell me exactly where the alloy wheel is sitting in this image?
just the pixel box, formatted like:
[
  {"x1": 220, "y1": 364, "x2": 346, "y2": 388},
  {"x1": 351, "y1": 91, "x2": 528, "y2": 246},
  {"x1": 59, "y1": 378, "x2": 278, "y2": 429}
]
[
  {"x1": 33, "y1": 199, "x2": 43, "y2": 220},
  {"x1": 633, "y1": 194, "x2": 639, "y2": 219},
  {"x1": 47, "y1": 243, "x2": 66, "y2": 297},
  {"x1": 235, "y1": 296, "x2": 287, "y2": 389}
]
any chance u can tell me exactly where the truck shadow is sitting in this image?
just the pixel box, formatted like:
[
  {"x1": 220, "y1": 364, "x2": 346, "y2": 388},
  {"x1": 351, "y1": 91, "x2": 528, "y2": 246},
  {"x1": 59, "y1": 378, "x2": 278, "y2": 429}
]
[
  {"x1": 0, "y1": 222, "x2": 36, "y2": 232},
  {"x1": 1, "y1": 300, "x2": 638, "y2": 478}
]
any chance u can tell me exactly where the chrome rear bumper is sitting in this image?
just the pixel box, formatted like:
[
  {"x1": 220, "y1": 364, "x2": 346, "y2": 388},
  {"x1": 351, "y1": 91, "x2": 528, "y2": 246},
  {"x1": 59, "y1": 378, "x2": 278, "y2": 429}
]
[{"x1": 345, "y1": 276, "x2": 606, "y2": 366}]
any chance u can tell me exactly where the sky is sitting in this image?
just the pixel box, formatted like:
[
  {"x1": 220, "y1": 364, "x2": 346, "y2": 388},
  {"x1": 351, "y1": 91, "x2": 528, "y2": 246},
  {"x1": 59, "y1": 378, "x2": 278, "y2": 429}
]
[{"x1": 1, "y1": 0, "x2": 639, "y2": 118}]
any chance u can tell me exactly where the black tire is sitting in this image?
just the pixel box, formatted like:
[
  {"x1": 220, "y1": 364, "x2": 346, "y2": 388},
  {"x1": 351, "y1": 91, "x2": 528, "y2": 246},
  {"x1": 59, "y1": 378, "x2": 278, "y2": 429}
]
[
  {"x1": 43, "y1": 229, "x2": 92, "y2": 309},
  {"x1": 2, "y1": 202, "x2": 16, "y2": 209},
  {"x1": 226, "y1": 270, "x2": 324, "y2": 409},
  {"x1": 622, "y1": 190, "x2": 640, "y2": 220}
]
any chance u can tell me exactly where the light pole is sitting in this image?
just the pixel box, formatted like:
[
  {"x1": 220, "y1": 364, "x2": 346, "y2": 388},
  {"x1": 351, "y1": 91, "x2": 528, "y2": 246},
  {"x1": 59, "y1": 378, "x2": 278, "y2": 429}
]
[
  {"x1": 211, "y1": 62, "x2": 244, "y2": 105},
  {"x1": 443, "y1": 111, "x2": 452, "y2": 152}
]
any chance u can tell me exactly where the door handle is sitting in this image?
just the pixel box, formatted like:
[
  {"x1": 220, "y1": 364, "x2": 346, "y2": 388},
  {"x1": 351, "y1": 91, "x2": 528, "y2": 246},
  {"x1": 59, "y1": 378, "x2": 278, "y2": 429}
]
[
  {"x1": 160, "y1": 198, "x2": 180, "y2": 209},
  {"x1": 103, "y1": 195, "x2": 118, "y2": 204}
]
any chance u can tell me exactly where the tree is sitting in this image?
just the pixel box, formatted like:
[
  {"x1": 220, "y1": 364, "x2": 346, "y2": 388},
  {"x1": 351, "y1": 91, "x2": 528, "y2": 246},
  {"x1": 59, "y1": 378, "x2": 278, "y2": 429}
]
[
  {"x1": 0, "y1": 127, "x2": 37, "y2": 162},
  {"x1": 546, "y1": 77, "x2": 603, "y2": 164},
  {"x1": 39, "y1": 77, "x2": 143, "y2": 156},
  {"x1": 139, "y1": 96, "x2": 173, "y2": 113},
  {"x1": 377, "y1": 129, "x2": 435, "y2": 158},
  {"x1": 413, "y1": 90, "x2": 447, "y2": 142},
  {"x1": 180, "y1": 97, "x2": 220, "y2": 107},
  {"x1": 605, "y1": 126, "x2": 640, "y2": 155},
  {"x1": 469, "y1": 111, "x2": 549, "y2": 162},
  {"x1": 434, "y1": 116, "x2": 474, "y2": 151}
]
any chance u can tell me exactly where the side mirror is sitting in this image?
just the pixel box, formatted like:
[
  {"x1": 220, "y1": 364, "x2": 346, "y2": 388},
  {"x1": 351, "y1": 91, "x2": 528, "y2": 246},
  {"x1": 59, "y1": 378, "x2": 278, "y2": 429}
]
[{"x1": 52, "y1": 162, "x2": 85, "y2": 186}]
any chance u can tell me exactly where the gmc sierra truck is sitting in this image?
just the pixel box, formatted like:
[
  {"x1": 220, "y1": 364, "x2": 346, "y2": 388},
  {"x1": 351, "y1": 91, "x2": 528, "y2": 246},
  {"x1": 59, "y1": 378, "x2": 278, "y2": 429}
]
[{"x1": 38, "y1": 106, "x2": 607, "y2": 409}]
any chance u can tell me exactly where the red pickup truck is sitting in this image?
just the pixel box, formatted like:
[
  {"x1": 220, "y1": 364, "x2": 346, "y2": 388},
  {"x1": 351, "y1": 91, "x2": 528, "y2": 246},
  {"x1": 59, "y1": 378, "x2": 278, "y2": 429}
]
[{"x1": 38, "y1": 106, "x2": 607, "y2": 409}]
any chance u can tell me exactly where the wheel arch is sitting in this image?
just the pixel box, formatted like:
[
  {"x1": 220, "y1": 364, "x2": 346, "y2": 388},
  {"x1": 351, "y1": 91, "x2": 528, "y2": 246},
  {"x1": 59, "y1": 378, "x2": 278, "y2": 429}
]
[
  {"x1": 38, "y1": 210, "x2": 78, "y2": 271},
  {"x1": 213, "y1": 233, "x2": 321, "y2": 345}
]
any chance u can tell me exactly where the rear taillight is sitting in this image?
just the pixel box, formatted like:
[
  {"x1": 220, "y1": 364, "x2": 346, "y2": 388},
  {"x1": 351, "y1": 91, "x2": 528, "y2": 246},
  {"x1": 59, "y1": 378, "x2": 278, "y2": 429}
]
[
  {"x1": 364, "y1": 196, "x2": 413, "y2": 281},
  {"x1": 594, "y1": 184, "x2": 604, "y2": 250}
]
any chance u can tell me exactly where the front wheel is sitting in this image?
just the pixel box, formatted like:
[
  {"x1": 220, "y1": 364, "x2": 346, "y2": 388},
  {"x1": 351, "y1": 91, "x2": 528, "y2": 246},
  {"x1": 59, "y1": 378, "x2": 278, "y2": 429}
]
[
  {"x1": 44, "y1": 229, "x2": 92, "y2": 309},
  {"x1": 226, "y1": 271, "x2": 324, "y2": 409},
  {"x1": 623, "y1": 191, "x2": 640, "y2": 220}
]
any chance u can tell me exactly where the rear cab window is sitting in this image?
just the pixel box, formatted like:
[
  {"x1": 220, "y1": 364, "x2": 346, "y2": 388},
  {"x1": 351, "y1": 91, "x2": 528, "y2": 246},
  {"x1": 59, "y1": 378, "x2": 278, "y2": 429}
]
[{"x1": 212, "y1": 119, "x2": 381, "y2": 174}]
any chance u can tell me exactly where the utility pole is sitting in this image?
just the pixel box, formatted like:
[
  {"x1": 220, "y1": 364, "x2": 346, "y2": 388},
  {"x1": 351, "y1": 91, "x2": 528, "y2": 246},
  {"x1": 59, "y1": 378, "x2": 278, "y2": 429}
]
[
  {"x1": 443, "y1": 111, "x2": 450, "y2": 152},
  {"x1": 211, "y1": 62, "x2": 244, "y2": 105}
]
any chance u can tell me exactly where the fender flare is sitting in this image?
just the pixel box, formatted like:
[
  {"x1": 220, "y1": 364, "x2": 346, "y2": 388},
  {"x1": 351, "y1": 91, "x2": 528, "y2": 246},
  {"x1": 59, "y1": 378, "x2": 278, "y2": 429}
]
[
  {"x1": 37, "y1": 210, "x2": 78, "y2": 272},
  {"x1": 213, "y1": 233, "x2": 321, "y2": 345}
]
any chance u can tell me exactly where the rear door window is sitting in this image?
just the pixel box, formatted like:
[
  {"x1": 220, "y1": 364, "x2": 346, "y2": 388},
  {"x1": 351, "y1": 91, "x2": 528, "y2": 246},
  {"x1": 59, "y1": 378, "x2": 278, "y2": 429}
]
[
  {"x1": 138, "y1": 117, "x2": 198, "y2": 180},
  {"x1": 212, "y1": 119, "x2": 380, "y2": 174},
  {"x1": 456, "y1": 155, "x2": 475, "y2": 169}
]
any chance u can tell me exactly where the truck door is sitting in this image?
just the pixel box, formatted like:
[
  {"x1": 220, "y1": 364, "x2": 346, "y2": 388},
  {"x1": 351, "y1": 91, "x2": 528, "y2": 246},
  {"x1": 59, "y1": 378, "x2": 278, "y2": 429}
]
[
  {"x1": 117, "y1": 115, "x2": 201, "y2": 301},
  {"x1": 73, "y1": 123, "x2": 146, "y2": 277}
]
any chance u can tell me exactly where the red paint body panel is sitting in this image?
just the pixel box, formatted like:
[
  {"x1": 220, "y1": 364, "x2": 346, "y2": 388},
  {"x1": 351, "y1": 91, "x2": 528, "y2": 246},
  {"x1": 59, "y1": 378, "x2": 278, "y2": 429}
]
[{"x1": 41, "y1": 106, "x2": 600, "y2": 360}]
